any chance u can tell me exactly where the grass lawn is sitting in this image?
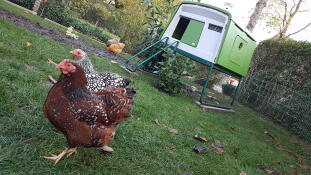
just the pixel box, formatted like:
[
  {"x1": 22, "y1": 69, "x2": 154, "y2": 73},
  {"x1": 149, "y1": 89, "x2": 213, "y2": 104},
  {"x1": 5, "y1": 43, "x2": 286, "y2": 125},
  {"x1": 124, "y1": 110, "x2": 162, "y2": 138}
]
[
  {"x1": 1, "y1": 14, "x2": 311, "y2": 175},
  {"x1": 0, "y1": 0, "x2": 111, "y2": 49}
]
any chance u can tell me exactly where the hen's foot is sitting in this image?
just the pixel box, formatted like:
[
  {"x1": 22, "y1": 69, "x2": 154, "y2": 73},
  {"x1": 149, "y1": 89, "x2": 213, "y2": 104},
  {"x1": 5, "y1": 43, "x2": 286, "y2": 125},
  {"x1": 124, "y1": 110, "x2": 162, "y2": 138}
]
[
  {"x1": 44, "y1": 147, "x2": 77, "y2": 164},
  {"x1": 100, "y1": 145, "x2": 114, "y2": 153}
]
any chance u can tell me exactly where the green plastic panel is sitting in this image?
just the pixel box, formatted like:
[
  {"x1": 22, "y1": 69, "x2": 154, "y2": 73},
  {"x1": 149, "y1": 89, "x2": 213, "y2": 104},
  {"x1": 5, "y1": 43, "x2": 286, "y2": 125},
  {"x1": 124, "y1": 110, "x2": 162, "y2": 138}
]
[
  {"x1": 180, "y1": 19, "x2": 205, "y2": 47},
  {"x1": 216, "y1": 21, "x2": 256, "y2": 76},
  {"x1": 230, "y1": 36, "x2": 248, "y2": 66}
]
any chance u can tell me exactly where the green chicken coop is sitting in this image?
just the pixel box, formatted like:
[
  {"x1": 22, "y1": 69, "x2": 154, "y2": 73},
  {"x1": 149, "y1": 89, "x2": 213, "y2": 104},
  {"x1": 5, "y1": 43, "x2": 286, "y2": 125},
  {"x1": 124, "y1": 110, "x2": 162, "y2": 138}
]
[{"x1": 125, "y1": 1, "x2": 256, "y2": 110}]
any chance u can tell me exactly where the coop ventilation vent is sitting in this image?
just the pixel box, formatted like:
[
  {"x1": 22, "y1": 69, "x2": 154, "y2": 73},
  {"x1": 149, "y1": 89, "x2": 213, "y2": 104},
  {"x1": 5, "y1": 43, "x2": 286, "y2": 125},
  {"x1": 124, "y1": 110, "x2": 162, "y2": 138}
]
[{"x1": 208, "y1": 24, "x2": 223, "y2": 33}]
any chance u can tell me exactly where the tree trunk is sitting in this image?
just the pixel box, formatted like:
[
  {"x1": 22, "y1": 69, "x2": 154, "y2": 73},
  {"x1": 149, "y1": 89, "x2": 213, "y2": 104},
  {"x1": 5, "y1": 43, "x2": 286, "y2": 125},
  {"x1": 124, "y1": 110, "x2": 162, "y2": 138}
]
[
  {"x1": 32, "y1": 0, "x2": 42, "y2": 13},
  {"x1": 246, "y1": 0, "x2": 269, "y2": 32}
]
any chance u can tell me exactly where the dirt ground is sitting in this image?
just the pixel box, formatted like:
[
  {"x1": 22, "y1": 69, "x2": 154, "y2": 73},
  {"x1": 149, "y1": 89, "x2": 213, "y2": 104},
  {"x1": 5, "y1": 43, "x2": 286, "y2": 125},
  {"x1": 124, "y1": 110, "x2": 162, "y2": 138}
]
[{"x1": 0, "y1": 8, "x2": 127, "y2": 64}]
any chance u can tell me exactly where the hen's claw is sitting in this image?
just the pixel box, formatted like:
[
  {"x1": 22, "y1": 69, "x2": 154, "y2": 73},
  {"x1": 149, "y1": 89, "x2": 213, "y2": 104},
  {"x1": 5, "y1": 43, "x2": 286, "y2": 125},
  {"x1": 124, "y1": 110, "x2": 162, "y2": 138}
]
[
  {"x1": 66, "y1": 147, "x2": 77, "y2": 157},
  {"x1": 44, "y1": 147, "x2": 77, "y2": 164},
  {"x1": 100, "y1": 145, "x2": 114, "y2": 153}
]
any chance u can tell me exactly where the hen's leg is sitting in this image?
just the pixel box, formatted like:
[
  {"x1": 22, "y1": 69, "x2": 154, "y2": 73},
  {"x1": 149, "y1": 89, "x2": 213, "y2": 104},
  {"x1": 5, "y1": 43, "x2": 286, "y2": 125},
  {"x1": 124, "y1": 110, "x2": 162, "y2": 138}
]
[
  {"x1": 100, "y1": 145, "x2": 114, "y2": 153},
  {"x1": 44, "y1": 147, "x2": 77, "y2": 164}
]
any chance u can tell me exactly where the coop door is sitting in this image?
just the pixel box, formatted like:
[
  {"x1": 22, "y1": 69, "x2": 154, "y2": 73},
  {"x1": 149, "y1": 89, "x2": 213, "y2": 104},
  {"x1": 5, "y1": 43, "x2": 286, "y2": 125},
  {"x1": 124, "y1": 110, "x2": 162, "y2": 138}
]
[
  {"x1": 230, "y1": 36, "x2": 248, "y2": 66},
  {"x1": 172, "y1": 17, "x2": 204, "y2": 47}
]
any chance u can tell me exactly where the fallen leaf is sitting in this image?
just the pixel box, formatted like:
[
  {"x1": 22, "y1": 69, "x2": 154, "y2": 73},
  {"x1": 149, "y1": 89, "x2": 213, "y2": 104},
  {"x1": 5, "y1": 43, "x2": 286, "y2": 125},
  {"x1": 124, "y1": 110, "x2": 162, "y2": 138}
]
[
  {"x1": 153, "y1": 120, "x2": 183, "y2": 136},
  {"x1": 239, "y1": 171, "x2": 247, "y2": 175},
  {"x1": 231, "y1": 127, "x2": 236, "y2": 132},
  {"x1": 165, "y1": 146, "x2": 176, "y2": 152},
  {"x1": 208, "y1": 125, "x2": 214, "y2": 128},
  {"x1": 298, "y1": 164, "x2": 311, "y2": 173},
  {"x1": 213, "y1": 139, "x2": 227, "y2": 148},
  {"x1": 24, "y1": 10, "x2": 29, "y2": 14},
  {"x1": 193, "y1": 135, "x2": 208, "y2": 142},
  {"x1": 233, "y1": 147, "x2": 240, "y2": 155},
  {"x1": 26, "y1": 42, "x2": 32, "y2": 47},
  {"x1": 111, "y1": 60, "x2": 118, "y2": 64},
  {"x1": 275, "y1": 139, "x2": 282, "y2": 147},
  {"x1": 257, "y1": 164, "x2": 285, "y2": 175},
  {"x1": 211, "y1": 145, "x2": 224, "y2": 154},
  {"x1": 264, "y1": 131, "x2": 276, "y2": 140},
  {"x1": 193, "y1": 146, "x2": 207, "y2": 153},
  {"x1": 169, "y1": 128, "x2": 179, "y2": 135},
  {"x1": 154, "y1": 119, "x2": 161, "y2": 125},
  {"x1": 180, "y1": 172, "x2": 191, "y2": 175},
  {"x1": 290, "y1": 165, "x2": 296, "y2": 169}
]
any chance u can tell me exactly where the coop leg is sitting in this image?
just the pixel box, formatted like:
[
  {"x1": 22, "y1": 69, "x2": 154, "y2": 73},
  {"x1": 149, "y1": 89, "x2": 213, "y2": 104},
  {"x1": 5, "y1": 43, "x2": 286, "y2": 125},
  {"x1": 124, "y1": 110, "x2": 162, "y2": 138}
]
[
  {"x1": 230, "y1": 77, "x2": 242, "y2": 107},
  {"x1": 200, "y1": 64, "x2": 214, "y2": 104}
]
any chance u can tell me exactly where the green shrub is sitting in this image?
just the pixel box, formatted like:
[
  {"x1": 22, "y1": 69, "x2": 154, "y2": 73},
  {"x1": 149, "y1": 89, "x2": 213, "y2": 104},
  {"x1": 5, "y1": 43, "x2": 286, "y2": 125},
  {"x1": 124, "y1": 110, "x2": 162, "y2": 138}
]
[
  {"x1": 38, "y1": 1, "x2": 69, "y2": 24},
  {"x1": 8, "y1": 0, "x2": 35, "y2": 10},
  {"x1": 71, "y1": 0, "x2": 89, "y2": 17},
  {"x1": 155, "y1": 48, "x2": 195, "y2": 95},
  {"x1": 38, "y1": 1, "x2": 118, "y2": 42},
  {"x1": 222, "y1": 84, "x2": 236, "y2": 97}
]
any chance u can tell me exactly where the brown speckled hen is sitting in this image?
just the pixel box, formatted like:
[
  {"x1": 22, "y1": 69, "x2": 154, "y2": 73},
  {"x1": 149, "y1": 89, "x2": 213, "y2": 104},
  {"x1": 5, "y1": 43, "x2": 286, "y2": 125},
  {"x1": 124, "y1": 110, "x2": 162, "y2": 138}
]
[{"x1": 43, "y1": 59, "x2": 135, "y2": 164}]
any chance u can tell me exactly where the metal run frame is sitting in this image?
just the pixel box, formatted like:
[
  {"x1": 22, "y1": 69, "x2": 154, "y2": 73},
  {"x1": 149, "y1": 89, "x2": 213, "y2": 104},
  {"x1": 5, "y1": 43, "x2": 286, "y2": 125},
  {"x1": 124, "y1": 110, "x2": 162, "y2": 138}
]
[
  {"x1": 125, "y1": 37, "x2": 179, "y2": 72},
  {"x1": 200, "y1": 63, "x2": 242, "y2": 110},
  {"x1": 124, "y1": 38, "x2": 242, "y2": 110}
]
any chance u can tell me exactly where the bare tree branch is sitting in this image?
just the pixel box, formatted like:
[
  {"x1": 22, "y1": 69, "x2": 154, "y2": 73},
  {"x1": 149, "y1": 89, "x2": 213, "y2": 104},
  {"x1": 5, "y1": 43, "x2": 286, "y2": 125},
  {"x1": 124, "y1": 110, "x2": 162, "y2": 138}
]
[
  {"x1": 282, "y1": 2, "x2": 288, "y2": 29},
  {"x1": 290, "y1": 0, "x2": 303, "y2": 17},
  {"x1": 285, "y1": 22, "x2": 311, "y2": 38},
  {"x1": 289, "y1": 0, "x2": 296, "y2": 14}
]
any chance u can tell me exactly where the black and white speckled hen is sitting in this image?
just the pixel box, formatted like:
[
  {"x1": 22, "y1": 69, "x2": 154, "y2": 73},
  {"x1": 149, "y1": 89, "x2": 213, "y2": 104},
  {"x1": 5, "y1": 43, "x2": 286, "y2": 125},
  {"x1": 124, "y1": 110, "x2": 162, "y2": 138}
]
[
  {"x1": 70, "y1": 49, "x2": 131, "y2": 92},
  {"x1": 43, "y1": 59, "x2": 135, "y2": 164}
]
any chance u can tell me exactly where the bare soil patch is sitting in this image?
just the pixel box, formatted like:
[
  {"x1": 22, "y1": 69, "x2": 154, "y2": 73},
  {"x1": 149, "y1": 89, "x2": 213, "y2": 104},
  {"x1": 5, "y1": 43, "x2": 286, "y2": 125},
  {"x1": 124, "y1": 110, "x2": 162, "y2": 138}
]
[{"x1": 0, "y1": 8, "x2": 127, "y2": 64}]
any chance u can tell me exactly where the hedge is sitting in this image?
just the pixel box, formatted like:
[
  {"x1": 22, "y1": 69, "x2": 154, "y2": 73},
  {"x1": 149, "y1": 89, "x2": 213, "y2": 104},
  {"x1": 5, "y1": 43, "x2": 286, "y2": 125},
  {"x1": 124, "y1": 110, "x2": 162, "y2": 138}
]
[
  {"x1": 8, "y1": 0, "x2": 35, "y2": 10},
  {"x1": 239, "y1": 39, "x2": 311, "y2": 142},
  {"x1": 9, "y1": 0, "x2": 118, "y2": 42}
]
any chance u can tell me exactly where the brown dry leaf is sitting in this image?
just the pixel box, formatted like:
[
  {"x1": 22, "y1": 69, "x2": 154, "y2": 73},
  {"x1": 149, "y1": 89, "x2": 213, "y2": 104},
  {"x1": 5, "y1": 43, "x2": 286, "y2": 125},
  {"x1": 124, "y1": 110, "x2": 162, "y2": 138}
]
[
  {"x1": 275, "y1": 139, "x2": 282, "y2": 147},
  {"x1": 239, "y1": 171, "x2": 247, "y2": 175},
  {"x1": 208, "y1": 125, "x2": 214, "y2": 128},
  {"x1": 153, "y1": 120, "x2": 182, "y2": 136},
  {"x1": 290, "y1": 165, "x2": 297, "y2": 169},
  {"x1": 211, "y1": 145, "x2": 224, "y2": 154},
  {"x1": 26, "y1": 42, "x2": 32, "y2": 47},
  {"x1": 233, "y1": 147, "x2": 240, "y2": 155},
  {"x1": 169, "y1": 128, "x2": 179, "y2": 135},
  {"x1": 193, "y1": 135, "x2": 208, "y2": 142},
  {"x1": 213, "y1": 139, "x2": 227, "y2": 148},
  {"x1": 290, "y1": 165, "x2": 299, "y2": 175},
  {"x1": 180, "y1": 172, "x2": 191, "y2": 175},
  {"x1": 264, "y1": 131, "x2": 276, "y2": 140},
  {"x1": 154, "y1": 119, "x2": 161, "y2": 125},
  {"x1": 257, "y1": 164, "x2": 285, "y2": 175},
  {"x1": 193, "y1": 146, "x2": 207, "y2": 153},
  {"x1": 299, "y1": 164, "x2": 311, "y2": 173},
  {"x1": 110, "y1": 60, "x2": 118, "y2": 64},
  {"x1": 231, "y1": 127, "x2": 236, "y2": 133}
]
